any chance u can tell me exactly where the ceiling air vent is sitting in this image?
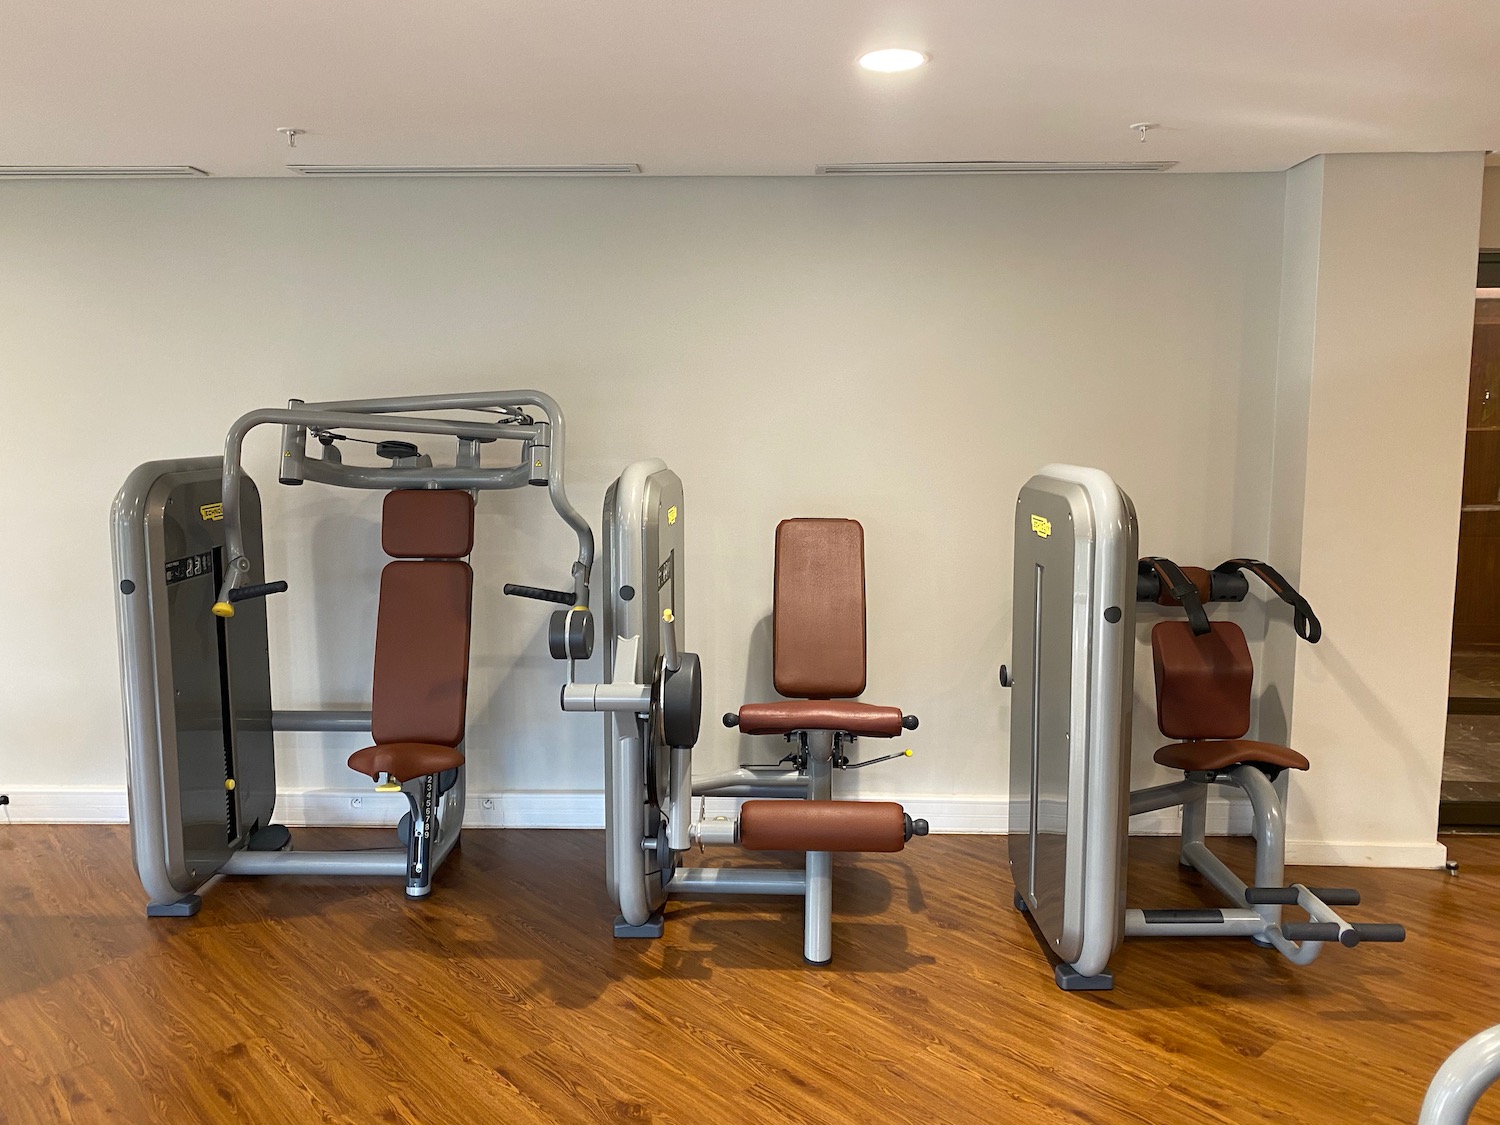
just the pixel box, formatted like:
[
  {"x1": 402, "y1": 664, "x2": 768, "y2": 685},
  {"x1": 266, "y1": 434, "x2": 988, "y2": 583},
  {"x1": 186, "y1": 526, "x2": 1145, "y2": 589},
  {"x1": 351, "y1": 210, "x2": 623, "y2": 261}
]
[
  {"x1": 815, "y1": 160, "x2": 1177, "y2": 175},
  {"x1": 286, "y1": 164, "x2": 642, "y2": 177},
  {"x1": 0, "y1": 165, "x2": 209, "y2": 179}
]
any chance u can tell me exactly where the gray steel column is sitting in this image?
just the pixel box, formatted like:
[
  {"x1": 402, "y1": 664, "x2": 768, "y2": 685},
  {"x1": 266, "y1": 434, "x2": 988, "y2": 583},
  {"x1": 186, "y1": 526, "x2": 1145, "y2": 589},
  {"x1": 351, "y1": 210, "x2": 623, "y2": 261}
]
[
  {"x1": 804, "y1": 731, "x2": 835, "y2": 964},
  {"x1": 1234, "y1": 765, "x2": 1286, "y2": 933}
]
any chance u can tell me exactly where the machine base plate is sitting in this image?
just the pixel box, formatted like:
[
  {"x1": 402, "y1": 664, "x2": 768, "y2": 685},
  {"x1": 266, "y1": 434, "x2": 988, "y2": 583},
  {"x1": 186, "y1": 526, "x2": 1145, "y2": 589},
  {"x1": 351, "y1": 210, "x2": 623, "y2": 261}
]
[
  {"x1": 147, "y1": 894, "x2": 202, "y2": 918},
  {"x1": 613, "y1": 912, "x2": 665, "y2": 939},
  {"x1": 1055, "y1": 962, "x2": 1114, "y2": 991}
]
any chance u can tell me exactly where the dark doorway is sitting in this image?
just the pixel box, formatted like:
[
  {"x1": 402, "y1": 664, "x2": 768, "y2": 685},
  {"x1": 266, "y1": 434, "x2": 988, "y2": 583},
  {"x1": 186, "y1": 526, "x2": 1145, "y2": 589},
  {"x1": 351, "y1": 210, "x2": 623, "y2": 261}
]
[{"x1": 1442, "y1": 279, "x2": 1500, "y2": 829}]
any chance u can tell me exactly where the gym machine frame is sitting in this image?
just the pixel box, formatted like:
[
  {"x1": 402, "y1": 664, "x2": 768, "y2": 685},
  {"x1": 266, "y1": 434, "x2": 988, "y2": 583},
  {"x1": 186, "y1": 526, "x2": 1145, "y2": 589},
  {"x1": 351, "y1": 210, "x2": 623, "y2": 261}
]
[
  {"x1": 113, "y1": 391, "x2": 591, "y2": 915},
  {"x1": 541, "y1": 460, "x2": 926, "y2": 964},
  {"x1": 1001, "y1": 464, "x2": 1401, "y2": 990}
]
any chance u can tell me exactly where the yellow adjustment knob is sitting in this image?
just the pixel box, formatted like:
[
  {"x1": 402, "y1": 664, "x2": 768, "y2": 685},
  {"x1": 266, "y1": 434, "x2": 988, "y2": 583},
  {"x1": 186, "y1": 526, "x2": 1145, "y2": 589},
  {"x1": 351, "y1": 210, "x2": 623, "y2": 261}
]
[
  {"x1": 225, "y1": 778, "x2": 236, "y2": 791},
  {"x1": 663, "y1": 608, "x2": 674, "y2": 622},
  {"x1": 903, "y1": 749, "x2": 913, "y2": 757},
  {"x1": 375, "y1": 777, "x2": 401, "y2": 793},
  {"x1": 212, "y1": 602, "x2": 235, "y2": 618}
]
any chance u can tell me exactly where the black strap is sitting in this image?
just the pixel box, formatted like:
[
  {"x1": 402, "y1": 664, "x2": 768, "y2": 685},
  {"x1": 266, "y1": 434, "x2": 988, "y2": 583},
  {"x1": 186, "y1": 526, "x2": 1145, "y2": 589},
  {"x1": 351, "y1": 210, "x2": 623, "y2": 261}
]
[
  {"x1": 1139, "y1": 557, "x2": 1211, "y2": 636},
  {"x1": 1213, "y1": 558, "x2": 1322, "y2": 643}
]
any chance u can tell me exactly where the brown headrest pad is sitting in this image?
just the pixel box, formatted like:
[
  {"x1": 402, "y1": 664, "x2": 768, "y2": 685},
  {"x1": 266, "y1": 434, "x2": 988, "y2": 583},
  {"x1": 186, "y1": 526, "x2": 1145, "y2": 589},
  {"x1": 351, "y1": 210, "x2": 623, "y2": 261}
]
[
  {"x1": 1152, "y1": 620, "x2": 1252, "y2": 741},
  {"x1": 1155, "y1": 565, "x2": 1212, "y2": 607},
  {"x1": 382, "y1": 489, "x2": 475, "y2": 559},
  {"x1": 773, "y1": 519, "x2": 866, "y2": 699},
  {"x1": 738, "y1": 800, "x2": 908, "y2": 853}
]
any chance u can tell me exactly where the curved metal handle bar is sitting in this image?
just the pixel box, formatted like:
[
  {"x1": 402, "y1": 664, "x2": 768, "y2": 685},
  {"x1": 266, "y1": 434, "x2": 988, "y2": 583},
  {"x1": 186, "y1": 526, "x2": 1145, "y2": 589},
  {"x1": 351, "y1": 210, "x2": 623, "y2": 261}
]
[
  {"x1": 215, "y1": 391, "x2": 595, "y2": 607},
  {"x1": 1421, "y1": 1025, "x2": 1500, "y2": 1125}
]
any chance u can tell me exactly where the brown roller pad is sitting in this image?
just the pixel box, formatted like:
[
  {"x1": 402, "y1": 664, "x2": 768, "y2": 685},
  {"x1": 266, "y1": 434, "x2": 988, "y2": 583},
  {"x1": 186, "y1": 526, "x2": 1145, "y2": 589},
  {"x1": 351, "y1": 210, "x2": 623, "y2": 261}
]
[
  {"x1": 772, "y1": 518, "x2": 866, "y2": 699},
  {"x1": 739, "y1": 800, "x2": 908, "y2": 852},
  {"x1": 1154, "y1": 739, "x2": 1309, "y2": 773},
  {"x1": 737, "y1": 699, "x2": 905, "y2": 737},
  {"x1": 1154, "y1": 565, "x2": 1213, "y2": 607},
  {"x1": 1152, "y1": 620, "x2": 1252, "y2": 741},
  {"x1": 382, "y1": 489, "x2": 476, "y2": 560},
  {"x1": 348, "y1": 742, "x2": 465, "y2": 783}
]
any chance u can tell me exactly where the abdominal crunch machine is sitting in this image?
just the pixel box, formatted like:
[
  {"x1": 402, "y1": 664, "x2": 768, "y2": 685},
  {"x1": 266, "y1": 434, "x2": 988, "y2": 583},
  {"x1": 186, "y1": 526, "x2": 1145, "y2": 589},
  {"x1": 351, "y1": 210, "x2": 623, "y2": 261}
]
[
  {"x1": 542, "y1": 460, "x2": 928, "y2": 964},
  {"x1": 1002, "y1": 464, "x2": 1403, "y2": 990}
]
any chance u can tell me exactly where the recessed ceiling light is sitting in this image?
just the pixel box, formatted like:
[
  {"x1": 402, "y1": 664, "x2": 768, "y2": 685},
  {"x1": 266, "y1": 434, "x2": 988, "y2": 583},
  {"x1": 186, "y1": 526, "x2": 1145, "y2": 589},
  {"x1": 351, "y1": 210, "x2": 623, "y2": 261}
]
[{"x1": 858, "y1": 48, "x2": 929, "y2": 73}]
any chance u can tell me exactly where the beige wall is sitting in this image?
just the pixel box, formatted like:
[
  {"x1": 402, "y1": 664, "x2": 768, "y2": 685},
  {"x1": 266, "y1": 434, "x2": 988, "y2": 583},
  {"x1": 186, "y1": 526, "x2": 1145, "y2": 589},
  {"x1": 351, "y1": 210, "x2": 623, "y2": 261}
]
[
  {"x1": 0, "y1": 161, "x2": 1483, "y2": 858},
  {"x1": 0, "y1": 173, "x2": 1286, "y2": 827},
  {"x1": 1268, "y1": 152, "x2": 1485, "y2": 866}
]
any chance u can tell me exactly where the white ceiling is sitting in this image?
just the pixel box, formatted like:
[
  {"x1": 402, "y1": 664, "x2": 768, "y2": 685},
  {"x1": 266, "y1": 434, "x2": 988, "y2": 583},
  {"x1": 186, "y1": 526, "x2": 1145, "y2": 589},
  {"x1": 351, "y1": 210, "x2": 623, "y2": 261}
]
[{"x1": 3, "y1": 0, "x2": 1498, "y2": 178}]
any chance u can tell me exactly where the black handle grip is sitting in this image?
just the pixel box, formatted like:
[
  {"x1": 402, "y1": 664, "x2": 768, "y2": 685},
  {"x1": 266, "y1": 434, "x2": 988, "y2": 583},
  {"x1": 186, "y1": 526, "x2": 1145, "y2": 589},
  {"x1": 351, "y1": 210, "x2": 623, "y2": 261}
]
[
  {"x1": 228, "y1": 581, "x2": 289, "y2": 604},
  {"x1": 1247, "y1": 885, "x2": 1362, "y2": 907},
  {"x1": 1310, "y1": 887, "x2": 1361, "y2": 907},
  {"x1": 1245, "y1": 886, "x2": 1298, "y2": 905},
  {"x1": 1280, "y1": 922, "x2": 1341, "y2": 943},
  {"x1": 503, "y1": 584, "x2": 575, "y2": 605},
  {"x1": 1341, "y1": 923, "x2": 1406, "y2": 947}
]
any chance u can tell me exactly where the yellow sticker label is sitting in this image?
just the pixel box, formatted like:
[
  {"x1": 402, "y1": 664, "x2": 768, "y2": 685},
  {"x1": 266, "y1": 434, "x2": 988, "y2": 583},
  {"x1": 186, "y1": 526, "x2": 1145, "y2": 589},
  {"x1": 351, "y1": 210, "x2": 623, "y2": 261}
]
[
  {"x1": 667, "y1": 505, "x2": 678, "y2": 525},
  {"x1": 1030, "y1": 514, "x2": 1051, "y2": 539},
  {"x1": 200, "y1": 503, "x2": 224, "y2": 522}
]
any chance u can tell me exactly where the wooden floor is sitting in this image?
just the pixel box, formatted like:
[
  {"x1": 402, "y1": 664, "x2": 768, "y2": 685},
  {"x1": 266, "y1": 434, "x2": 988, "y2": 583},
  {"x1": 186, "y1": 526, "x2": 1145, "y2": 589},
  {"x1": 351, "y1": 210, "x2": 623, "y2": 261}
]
[{"x1": 2, "y1": 827, "x2": 1498, "y2": 1125}]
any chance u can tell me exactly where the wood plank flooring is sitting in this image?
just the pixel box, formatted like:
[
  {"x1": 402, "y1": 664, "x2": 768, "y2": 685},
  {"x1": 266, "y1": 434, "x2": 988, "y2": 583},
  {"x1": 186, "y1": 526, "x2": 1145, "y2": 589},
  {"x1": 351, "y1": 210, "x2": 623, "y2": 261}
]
[{"x1": 1, "y1": 826, "x2": 1497, "y2": 1124}]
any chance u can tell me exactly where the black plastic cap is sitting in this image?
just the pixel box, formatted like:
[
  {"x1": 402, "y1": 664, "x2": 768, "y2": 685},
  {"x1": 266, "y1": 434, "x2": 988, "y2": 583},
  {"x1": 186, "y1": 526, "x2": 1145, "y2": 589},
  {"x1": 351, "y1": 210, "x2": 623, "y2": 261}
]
[
  {"x1": 902, "y1": 714, "x2": 919, "y2": 730},
  {"x1": 375, "y1": 440, "x2": 421, "y2": 460},
  {"x1": 723, "y1": 713, "x2": 740, "y2": 728},
  {"x1": 903, "y1": 814, "x2": 930, "y2": 841}
]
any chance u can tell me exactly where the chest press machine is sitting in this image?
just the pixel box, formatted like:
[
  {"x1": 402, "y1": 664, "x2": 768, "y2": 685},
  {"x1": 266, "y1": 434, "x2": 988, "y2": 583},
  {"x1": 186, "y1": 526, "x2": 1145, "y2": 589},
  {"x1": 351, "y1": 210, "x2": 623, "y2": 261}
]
[
  {"x1": 541, "y1": 460, "x2": 928, "y2": 964},
  {"x1": 1000, "y1": 464, "x2": 1403, "y2": 990},
  {"x1": 112, "y1": 391, "x2": 591, "y2": 916}
]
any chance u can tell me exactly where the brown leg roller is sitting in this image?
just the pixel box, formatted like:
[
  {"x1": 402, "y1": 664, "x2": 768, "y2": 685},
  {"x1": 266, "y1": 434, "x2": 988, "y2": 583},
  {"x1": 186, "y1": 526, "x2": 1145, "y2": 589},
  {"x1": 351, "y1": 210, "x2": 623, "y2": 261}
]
[{"x1": 738, "y1": 800, "x2": 911, "y2": 852}]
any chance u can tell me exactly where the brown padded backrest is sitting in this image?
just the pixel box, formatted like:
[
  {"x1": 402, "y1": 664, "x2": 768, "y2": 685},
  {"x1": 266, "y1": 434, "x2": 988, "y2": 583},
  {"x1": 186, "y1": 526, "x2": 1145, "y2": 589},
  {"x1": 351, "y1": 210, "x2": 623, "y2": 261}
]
[
  {"x1": 371, "y1": 560, "x2": 473, "y2": 747},
  {"x1": 773, "y1": 518, "x2": 866, "y2": 699},
  {"x1": 1152, "y1": 620, "x2": 1252, "y2": 741},
  {"x1": 1155, "y1": 565, "x2": 1212, "y2": 607},
  {"x1": 383, "y1": 489, "x2": 475, "y2": 559}
]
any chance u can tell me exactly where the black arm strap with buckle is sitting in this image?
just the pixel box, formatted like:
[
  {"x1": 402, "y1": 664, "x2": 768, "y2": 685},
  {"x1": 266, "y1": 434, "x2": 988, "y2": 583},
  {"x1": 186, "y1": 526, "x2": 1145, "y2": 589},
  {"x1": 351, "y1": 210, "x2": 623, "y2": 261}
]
[
  {"x1": 1213, "y1": 558, "x2": 1322, "y2": 643},
  {"x1": 1139, "y1": 556, "x2": 1212, "y2": 636}
]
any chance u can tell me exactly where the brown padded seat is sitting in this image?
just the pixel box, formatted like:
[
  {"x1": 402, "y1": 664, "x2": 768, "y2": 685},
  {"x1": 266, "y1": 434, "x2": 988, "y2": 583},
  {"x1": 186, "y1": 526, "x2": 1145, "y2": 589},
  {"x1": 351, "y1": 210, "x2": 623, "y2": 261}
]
[
  {"x1": 1152, "y1": 617, "x2": 1309, "y2": 774},
  {"x1": 348, "y1": 742, "x2": 465, "y2": 784},
  {"x1": 737, "y1": 700, "x2": 905, "y2": 737},
  {"x1": 737, "y1": 518, "x2": 909, "y2": 735},
  {"x1": 1154, "y1": 740, "x2": 1310, "y2": 773},
  {"x1": 739, "y1": 800, "x2": 909, "y2": 852},
  {"x1": 348, "y1": 490, "x2": 476, "y2": 785}
]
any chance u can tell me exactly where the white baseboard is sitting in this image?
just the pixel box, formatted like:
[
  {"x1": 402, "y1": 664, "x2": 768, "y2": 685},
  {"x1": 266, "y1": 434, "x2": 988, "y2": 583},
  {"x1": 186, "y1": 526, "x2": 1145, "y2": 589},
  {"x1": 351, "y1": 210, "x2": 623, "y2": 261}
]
[
  {"x1": 0, "y1": 787, "x2": 129, "y2": 823},
  {"x1": 1286, "y1": 840, "x2": 1449, "y2": 869},
  {"x1": 0, "y1": 786, "x2": 1449, "y2": 869}
]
